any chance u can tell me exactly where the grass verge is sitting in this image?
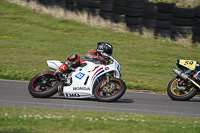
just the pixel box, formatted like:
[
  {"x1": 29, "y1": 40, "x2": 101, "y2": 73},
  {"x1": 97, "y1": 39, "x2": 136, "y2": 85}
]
[
  {"x1": 0, "y1": 107, "x2": 200, "y2": 133},
  {"x1": 1, "y1": 0, "x2": 200, "y2": 92}
]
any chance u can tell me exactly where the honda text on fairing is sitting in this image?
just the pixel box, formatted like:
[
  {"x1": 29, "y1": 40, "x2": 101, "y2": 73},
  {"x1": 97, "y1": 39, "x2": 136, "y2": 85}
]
[
  {"x1": 167, "y1": 59, "x2": 200, "y2": 101},
  {"x1": 28, "y1": 53, "x2": 126, "y2": 102}
]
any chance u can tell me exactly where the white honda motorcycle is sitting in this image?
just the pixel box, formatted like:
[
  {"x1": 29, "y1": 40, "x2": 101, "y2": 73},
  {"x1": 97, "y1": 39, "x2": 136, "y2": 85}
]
[{"x1": 28, "y1": 54, "x2": 126, "y2": 102}]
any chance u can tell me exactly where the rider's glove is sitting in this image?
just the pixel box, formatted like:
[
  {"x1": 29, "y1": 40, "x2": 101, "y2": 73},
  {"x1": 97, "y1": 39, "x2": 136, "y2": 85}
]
[
  {"x1": 93, "y1": 56, "x2": 107, "y2": 65},
  {"x1": 98, "y1": 56, "x2": 107, "y2": 65},
  {"x1": 54, "y1": 63, "x2": 68, "y2": 79}
]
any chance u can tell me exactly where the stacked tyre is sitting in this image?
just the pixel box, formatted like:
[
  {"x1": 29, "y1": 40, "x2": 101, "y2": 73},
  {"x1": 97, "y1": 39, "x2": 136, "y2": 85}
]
[
  {"x1": 65, "y1": 0, "x2": 76, "y2": 11},
  {"x1": 61, "y1": 0, "x2": 67, "y2": 7},
  {"x1": 55, "y1": 0, "x2": 66, "y2": 7},
  {"x1": 99, "y1": 0, "x2": 113, "y2": 20},
  {"x1": 48, "y1": 0, "x2": 57, "y2": 6},
  {"x1": 37, "y1": 0, "x2": 49, "y2": 6},
  {"x1": 141, "y1": 2, "x2": 157, "y2": 31},
  {"x1": 40, "y1": 0, "x2": 56, "y2": 7},
  {"x1": 192, "y1": 6, "x2": 200, "y2": 43},
  {"x1": 154, "y1": 2, "x2": 175, "y2": 39},
  {"x1": 88, "y1": 0, "x2": 101, "y2": 17},
  {"x1": 125, "y1": 0, "x2": 147, "y2": 31},
  {"x1": 171, "y1": 6, "x2": 194, "y2": 40},
  {"x1": 111, "y1": 0, "x2": 127, "y2": 23},
  {"x1": 75, "y1": 0, "x2": 89, "y2": 13}
]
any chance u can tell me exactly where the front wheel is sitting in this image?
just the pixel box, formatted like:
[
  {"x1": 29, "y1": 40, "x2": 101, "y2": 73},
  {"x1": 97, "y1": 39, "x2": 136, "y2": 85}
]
[
  {"x1": 28, "y1": 71, "x2": 59, "y2": 98},
  {"x1": 167, "y1": 77, "x2": 197, "y2": 101},
  {"x1": 94, "y1": 78, "x2": 126, "y2": 102}
]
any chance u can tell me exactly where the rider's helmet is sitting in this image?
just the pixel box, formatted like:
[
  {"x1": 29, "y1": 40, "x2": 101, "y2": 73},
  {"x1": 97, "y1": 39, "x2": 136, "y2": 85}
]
[
  {"x1": 96, "y1": 42, "x2": 113, "y2": 55},
  {"x1": 66, "y1": 54, "x2": 80, "y2": 67}
]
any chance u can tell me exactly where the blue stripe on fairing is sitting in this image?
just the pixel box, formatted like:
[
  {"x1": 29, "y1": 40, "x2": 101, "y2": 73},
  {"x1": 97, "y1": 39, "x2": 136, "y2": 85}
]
[{"x1": 117, "y1": 64, "x2": 121, "y2": 78}]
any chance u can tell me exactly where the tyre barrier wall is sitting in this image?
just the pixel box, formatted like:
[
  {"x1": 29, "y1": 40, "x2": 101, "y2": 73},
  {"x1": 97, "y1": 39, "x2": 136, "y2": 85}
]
[
  {"x1": 88, "y1": 0, "x2": 101, "y2": 17},
  {"x1": 171, "y1": 6, "x2": 194, "y2": 41},
  {"x1": 125, "y1": 0, "x2": 147, "y2": 31},
  {"x1": 99, "y1": 0, "x2": 113, "y2": 20},
  {"x1": 74, "y1": 0, "x2": 89, "y2": 13},
  {"x1": 34, "y1": 0, "x2": 200, "y2": 43},
  {"x1": 154, "y1": 2, "x2": 175, "y2": 39},
  {"x1": 110, "y1": 0, "x2": 127, "y2": 23},
  {"x1": 65, "y1": 0, "x2": 76, "y2": 11},
  {"x1": 192, "y1": 6, "x2": 200, "y2": 43},
  {"x1": 141, "y1": 2, "x2": 157, "y2": 32}
]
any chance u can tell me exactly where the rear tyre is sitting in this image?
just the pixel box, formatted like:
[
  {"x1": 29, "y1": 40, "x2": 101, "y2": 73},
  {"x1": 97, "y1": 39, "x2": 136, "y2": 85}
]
[
  {"x1": 28, "y1": 71, "x2": 59, "y2": 98},
  {"x1": 94, "y1": 78, "x2": 126, "y2": 102},
  {"x1": 167, "y1": 77, "x2": 197, "y2": 101}
]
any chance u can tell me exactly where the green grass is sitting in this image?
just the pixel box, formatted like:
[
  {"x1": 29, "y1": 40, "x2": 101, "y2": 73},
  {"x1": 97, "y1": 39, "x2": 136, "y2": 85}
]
[
  {"x1": 1, "y1": 0, "x2": 200, "y2": 92},
  {"x1": 0, "y1": 107, "x2": 200, "y2": 133}
]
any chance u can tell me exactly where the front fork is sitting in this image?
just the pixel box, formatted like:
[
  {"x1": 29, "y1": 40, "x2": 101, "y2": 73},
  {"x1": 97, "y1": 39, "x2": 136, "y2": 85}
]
[
  {"x1": 106, "y1": 73, "x2": 111, "y2": 84},
  {"x1": 100, "y1": 73, "x2": 111, "y2": 88}
]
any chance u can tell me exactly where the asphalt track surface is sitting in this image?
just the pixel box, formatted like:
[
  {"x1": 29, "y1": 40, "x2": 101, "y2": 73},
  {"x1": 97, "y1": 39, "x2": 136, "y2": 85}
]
[{"x1": 1, "y1": 79, "x2": 200, "y2": 118}]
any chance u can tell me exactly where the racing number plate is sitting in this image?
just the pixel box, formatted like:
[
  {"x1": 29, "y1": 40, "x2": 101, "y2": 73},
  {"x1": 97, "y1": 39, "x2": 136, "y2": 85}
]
[{"x1": 179, "y1": 60, "x2": 197, "y2": 70}]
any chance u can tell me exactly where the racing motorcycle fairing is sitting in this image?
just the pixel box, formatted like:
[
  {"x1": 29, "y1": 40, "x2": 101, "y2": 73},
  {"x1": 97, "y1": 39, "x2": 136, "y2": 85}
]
[{"x1": 46, "y1": 55, "x2": 122, "y2": 99}]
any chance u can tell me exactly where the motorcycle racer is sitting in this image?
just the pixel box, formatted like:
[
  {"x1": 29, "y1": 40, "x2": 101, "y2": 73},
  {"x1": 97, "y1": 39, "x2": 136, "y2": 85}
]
[
  {"x1": 54, "y1": 42, "x2": 113, "y2": 76},
  {"x1": 28, "y1": 41, "x2": 125, "y2": 102}
]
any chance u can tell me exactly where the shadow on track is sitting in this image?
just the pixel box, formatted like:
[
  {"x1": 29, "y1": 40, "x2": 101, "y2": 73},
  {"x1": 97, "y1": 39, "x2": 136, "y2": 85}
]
[{"x1": 42, "y1": 96, "x2": 134, "y2": 103}]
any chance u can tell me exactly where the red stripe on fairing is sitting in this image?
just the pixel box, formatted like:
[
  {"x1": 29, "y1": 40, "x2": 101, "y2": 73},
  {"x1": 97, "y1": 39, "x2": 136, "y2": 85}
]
[
  {"x1": 91, "y1": 67, "x2": 103, "y2": 80},
  {"x1": 32, "y1": 73, "x2": 57, "y2": 92}
]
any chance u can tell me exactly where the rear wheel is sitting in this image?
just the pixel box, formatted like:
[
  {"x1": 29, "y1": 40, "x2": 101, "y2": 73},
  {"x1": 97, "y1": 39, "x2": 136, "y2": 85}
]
[
  {"x1": 94, "y1": 78, "x2": 126, "y2": 102},
  {"x1": 28, "y1": 71, "x2": 59, "y2": 98},
  {"x1": 167, "y1": 77, "x2": 197, "y2": 101}
]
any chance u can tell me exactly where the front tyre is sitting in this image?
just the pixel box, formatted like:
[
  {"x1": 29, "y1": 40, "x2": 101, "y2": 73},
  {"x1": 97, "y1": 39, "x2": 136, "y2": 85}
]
[
  {"x1": 94, "y1": 78, "x2": 126, "y2": 102},
  {"x1": 167, "y1": 77, "x2": 197, "y2": 101},
  {"x1": 28, "y1": 71, "x2": 59, "y2": 98}
]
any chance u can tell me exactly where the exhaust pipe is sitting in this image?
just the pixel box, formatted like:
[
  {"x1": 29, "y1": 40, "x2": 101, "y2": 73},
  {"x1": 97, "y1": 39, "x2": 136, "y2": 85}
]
[
  {"x1": 173, "y1": 69, "x2": 189, "y2": 81},
  {"x1": 173, "y1": 69, "x2": 200, "y2": 89}
]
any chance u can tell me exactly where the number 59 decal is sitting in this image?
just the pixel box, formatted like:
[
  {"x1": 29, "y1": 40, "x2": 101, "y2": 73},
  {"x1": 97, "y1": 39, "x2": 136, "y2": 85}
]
[{"x1": 179, "y1": 60, "x2": 197, "y2": 70}]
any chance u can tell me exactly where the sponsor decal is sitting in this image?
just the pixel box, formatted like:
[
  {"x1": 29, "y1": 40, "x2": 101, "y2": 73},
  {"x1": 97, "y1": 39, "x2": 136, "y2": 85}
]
[
  {"x1": 60, "y1": 64, "x2": 66, "y2": 70},
  {"x1": 73, "y1": 87, "x2": 90, "y2": 90},
  {"x1": 66, "y1": 93, "x2": 80, "y2": 97},
  {"x1": 75, "y1": 72, "x2": 85, "y2": 79},
  {"x1": 105, "y1": 67, "x2": 109, "y2": 70}
]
